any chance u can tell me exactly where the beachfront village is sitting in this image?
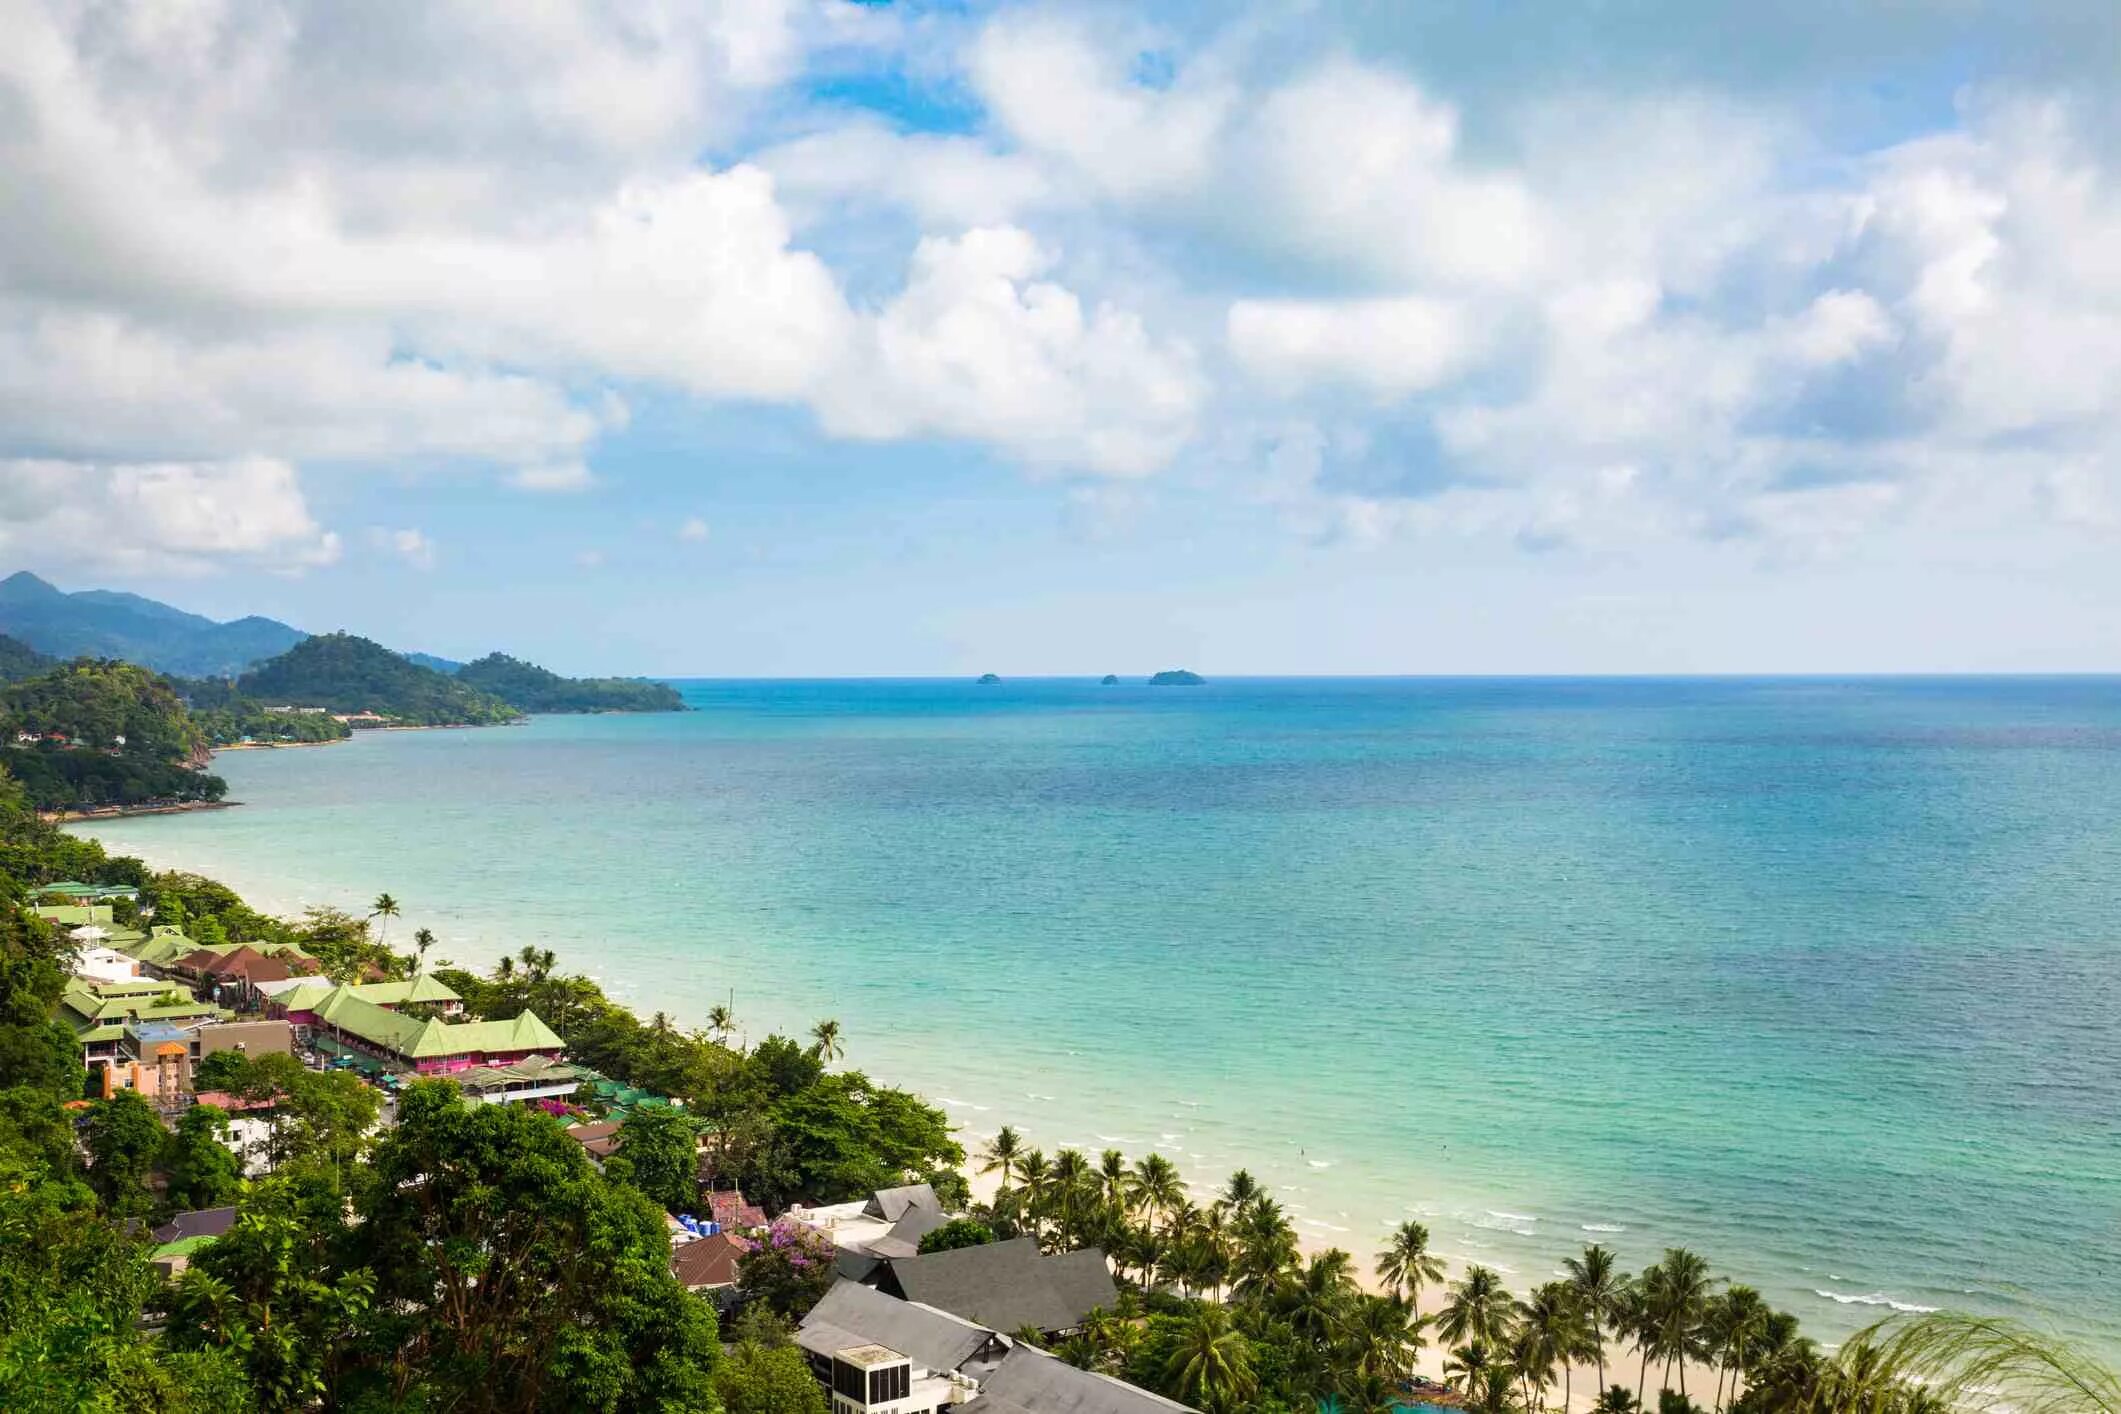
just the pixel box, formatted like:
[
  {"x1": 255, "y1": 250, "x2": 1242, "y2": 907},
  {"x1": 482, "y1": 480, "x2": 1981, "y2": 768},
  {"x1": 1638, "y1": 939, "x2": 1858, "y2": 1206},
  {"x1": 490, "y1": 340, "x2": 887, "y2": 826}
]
[{"x1": 6, "y1": 822, "x2": 2091, "y2": 1412}]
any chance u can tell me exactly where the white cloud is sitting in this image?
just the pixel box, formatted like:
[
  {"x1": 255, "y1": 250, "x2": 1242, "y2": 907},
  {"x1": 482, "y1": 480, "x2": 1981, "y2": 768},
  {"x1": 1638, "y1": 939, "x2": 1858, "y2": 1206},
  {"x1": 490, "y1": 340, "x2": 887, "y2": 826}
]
[
  {"x1": 815, "y1": 227, "x2": 1204, "y2": 476},
  {"x1": 678, "y1": 516, "x2": 711, "y2": 543},
  {"x1": 0, "y1": 458, "x2": 340, "y2": 575},
  {"x1": 373, "y1": 526, "x2": 437, "y2": 569},
  {"x1": 510, "y1": 462, "x2": 597, "y2": 493},
  {"x1": 1229, "y1": 296, "x2": 1476, "y2": 398}
]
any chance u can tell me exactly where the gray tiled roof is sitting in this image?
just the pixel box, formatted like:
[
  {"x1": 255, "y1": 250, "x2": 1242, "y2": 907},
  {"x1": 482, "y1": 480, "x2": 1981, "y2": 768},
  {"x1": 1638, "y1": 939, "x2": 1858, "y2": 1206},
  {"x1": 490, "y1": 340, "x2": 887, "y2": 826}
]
[
  {"x1": 889, "y1": 1239, "x2": 1116, "y2": 1335},
  {"x1": 799, "y1": 1280, "x2": 998, "y2": 1375},
  {"x1": 867, "y1": 1182, "x2": 941, "y2": 1222},
  {"x1": 151, "y1": 1206, "x2": 240, "y2": 1243},
  {"x1": 969, "y1": 1346, "x2": 1198, "y2": 1414},
  {"x1": 868, "y1": 1201, "x2": 953, "y2": 1259}
]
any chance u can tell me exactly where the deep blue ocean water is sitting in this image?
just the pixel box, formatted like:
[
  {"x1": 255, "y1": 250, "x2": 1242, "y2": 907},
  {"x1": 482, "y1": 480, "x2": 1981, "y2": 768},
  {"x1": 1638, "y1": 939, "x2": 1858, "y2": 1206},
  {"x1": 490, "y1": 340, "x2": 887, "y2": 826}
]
[{"x1": 78, "y1": 677, "x2": 2121, "y2": 1353}]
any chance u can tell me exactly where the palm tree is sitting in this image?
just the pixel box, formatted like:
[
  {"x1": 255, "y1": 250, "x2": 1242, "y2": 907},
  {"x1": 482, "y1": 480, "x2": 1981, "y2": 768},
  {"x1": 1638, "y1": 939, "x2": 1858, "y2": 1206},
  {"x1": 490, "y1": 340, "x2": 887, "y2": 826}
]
[
  {"x1": 1704, "y1": 1285, "x2": 1768, "y2": 1412},
  {"x1": 1128, "y1": 1153, "x2": 1185, "y2": 1232},
  {"x1": 1281, "y1": 1248, "x2": 1358, "y2": 1352},
  {"x1": 516, "y1": 945, "x2": 554, "y2": 983},
  {"x1": 1162, "y1": 1303, "x2": 1258, "y2": 1413},
  {"x1": 1566, "y1": 1244, "x2": 1632, "y2": 1397},
  {"x1": 1098, "y1": 1149, "x2": 1130, "y2": 1209},
  {"x1": 410, "y1": 927, "x2": 436, "y2": 976},
  {"x1": 979, "y1": 1126, "x2": 1025, "y2": 1189},
  {"x1": 706, "y1": 1003, "x2": 734, "y2": 1044},
  {"x1": 369, "y1": 892, "x2": 400, "y2": 943},
  {"x1": 1229, "y1": 1197, "x2": 1299, "y2": 1303},
  {"x1": 1016, "y1": 1150, "x2": 1052, "y2": 1237},
  {"x1": 1446, "y1": 1340, "x2": 1497, "y2": 1390},
  {"x1": 1343, "y1": 1293, "x2": 1426, "y2": 1383},
  {"x1": 1439, "y1": 1266, "x2": 1519, "y2": 1351},
  {"x1": 1640, "y1": 1249, "x2": 1717, "y2": 1402},
  {"x1": 809, "y1": 1018, "x2": 843, "y2": 1064},
  {"x1": 651, "y1": 1010, "x2": 673, "y2": 1036},
  {"x1": 1464, "y1": 1362, "x2": 1525, "y2": 1414},
  {"x1": 1222, "y1": 1168, "x2": 1262, "y2": 1211},
  {"x1": 1050, "y1": 1148, "x2": 1095, "y2": 1248},
  {"x1": 1519, "y1": 1282, "x2": 1589, "y2": 1413},
  {"x1": 1376, "y1": 1220, "x2": 1447, "y2": 1306},
  {"x1": 493, "y1": 954, "x2": 515, "y2": 982},
  {"x1": 1823, "y1": 1313, "x2": 2118, "y2": 1414}
]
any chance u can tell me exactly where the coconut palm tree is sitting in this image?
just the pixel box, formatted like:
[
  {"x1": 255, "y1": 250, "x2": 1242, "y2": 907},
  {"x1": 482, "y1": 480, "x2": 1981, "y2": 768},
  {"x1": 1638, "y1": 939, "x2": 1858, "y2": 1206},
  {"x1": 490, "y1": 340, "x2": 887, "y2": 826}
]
[
  {"x1": 809, "y1": 1018, "x2": 843, "y2": 1064},
  {"x1": 1466, "y1": 1364, "x2": 1527, "y2": 1414},
  {"x1": 1640, "y1": 1249, "x2": 1717, "y2": 1402},
  {"x1": 1446, "y1": 1340, "x2": 1498, "y2": 1390},
  {"x1": 1128, "y1": 1153, "x2": 1185, "y2": 1232},
  {"x1": 1518, "y1": 1282, "x2": 1590, "y2": 1413},
  {"x1": 1376, "y1": 1219, "x2": 1447, "y2": 1306},
  {"x1": 1705, "y1": 1285, "x2": 1769, "y2": 1412},
  {"x1": 1566, "y1": 1244, "x2": 1632, "y2": 1397},
  {"x1": 706, "y1": 1003, "x2": 734, "y2": 1044},
  {"x1": 1162, "y1": 1303, "x2": 1258, "y2": 1413},
  {"x1": 1229, "y1": 1197, "x2": 1299, "y2": 1303},
  {"x1": 516, "y1": 945, "x2": 555, "y2": 983},
  {"x1": 1821, "y1": 1313, "x2": 2118, "y2": 1414},
  {"x1": 1016, "y1": 1150, "x2": 1052, "y2": 1238},
  {"x1": 1281, "y1": 1248, "x2": 1358, "y2": 1352},
  {"x1": 1342, "y1": 1293, "x2": 1426, "y2": 1383},
  {"x1": 409, "y1": 926, "x2": 436, "y2": 975},
  {"x1": 1222, "y1": 1168, "x2": 1262, "y2": 1212},
  {"x1": 1439, "y1": 1265, "x2": 1519, "y2": 1351},
  {"x1": 1098, "y1": 1149, "x2": 1130, "y2": 1208},
  {"x1": 369, "y1": 892, "x2": 400, "y2": 943},
  {"x1": 979, "y1": 1125, "x2": 1025, "y2": 1189}
]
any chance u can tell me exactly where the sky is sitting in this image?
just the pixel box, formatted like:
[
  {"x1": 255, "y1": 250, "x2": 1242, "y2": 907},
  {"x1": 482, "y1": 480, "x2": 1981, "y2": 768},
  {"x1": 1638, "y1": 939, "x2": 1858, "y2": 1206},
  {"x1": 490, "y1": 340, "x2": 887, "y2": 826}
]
[{"x1": 2, "y1": 0, "x2": 2119, "y2": 676}]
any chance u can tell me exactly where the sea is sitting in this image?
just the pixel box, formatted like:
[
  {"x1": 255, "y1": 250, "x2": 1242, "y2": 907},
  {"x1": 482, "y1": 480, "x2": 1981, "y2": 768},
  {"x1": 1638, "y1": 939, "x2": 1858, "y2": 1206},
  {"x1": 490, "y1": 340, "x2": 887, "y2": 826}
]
[{"x1": 73, "y1": 677, "x2": 2121, "y2": 1356}]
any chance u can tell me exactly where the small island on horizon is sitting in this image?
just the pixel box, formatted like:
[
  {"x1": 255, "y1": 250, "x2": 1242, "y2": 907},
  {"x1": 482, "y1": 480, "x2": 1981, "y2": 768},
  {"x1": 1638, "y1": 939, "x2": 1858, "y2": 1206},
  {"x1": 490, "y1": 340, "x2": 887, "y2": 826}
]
[
  {"x1": 977, "y1": 673, "x2": 1001, "y2": 684},
  {"x1": 1100, "y1": 674, "x2": 1119, "y2": 685},
  {"x1": 1148, "y1": 668, "x2": 1205, "y2": 686}
]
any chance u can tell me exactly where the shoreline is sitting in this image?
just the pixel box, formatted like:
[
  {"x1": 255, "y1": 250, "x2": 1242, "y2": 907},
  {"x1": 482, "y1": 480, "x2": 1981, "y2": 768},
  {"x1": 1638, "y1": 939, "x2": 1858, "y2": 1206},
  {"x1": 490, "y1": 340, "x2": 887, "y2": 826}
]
[{"x1": 41, "y1": 799, "x2": 240, "y2": 824}]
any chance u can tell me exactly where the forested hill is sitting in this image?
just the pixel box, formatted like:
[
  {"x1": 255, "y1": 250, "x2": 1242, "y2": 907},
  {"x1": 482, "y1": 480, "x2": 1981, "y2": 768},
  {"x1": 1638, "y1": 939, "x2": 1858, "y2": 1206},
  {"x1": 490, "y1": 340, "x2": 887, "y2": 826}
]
[
  {"x1": 0, "y1": 633, "x2": 54, "y2": 682},
  {"x1": 454, "y1": 653, "x2": 684, "y2": 713},
  {"x1": 0, "y1": 660, "x2": 227, "y2": 811},
  {"x1": 237, "y1": 634, "x2": 519, "y2": 726},
  {"x1": 0, "y1": 571, "x2": 304, "y2": 677}
]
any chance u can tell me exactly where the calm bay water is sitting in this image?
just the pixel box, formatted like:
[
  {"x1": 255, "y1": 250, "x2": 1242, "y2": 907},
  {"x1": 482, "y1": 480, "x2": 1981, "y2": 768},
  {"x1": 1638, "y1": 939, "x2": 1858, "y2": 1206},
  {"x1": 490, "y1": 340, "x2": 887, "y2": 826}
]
[{"x1": 76, "y1": 678, "x2": 2121, "y2": 1353}]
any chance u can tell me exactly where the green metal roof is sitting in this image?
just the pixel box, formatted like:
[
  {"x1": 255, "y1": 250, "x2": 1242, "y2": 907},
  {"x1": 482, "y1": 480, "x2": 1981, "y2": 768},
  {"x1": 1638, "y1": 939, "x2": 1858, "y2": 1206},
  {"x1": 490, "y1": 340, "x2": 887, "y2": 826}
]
[
  {"x1": 339, "y1": 975, "x2": 461, "y2": 1007},
  {"x1": 308, "y1": 984, "x2": 559, "y2": 1060}
]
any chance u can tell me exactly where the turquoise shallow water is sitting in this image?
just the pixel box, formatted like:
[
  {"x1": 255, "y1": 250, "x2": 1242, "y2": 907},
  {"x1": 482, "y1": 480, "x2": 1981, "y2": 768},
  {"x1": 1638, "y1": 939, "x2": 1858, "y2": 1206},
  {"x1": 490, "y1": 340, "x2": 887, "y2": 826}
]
[{"x1": 76, "y1": 678, "x2": 2121, "y2": 1354}]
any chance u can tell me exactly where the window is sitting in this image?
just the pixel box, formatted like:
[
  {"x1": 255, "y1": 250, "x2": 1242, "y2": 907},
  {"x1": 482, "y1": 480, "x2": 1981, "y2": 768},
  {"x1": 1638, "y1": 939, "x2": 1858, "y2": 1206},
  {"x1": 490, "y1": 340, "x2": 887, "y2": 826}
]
[{"x1": 866, "y1": 1364, "x2": 909, "y2": 1404}]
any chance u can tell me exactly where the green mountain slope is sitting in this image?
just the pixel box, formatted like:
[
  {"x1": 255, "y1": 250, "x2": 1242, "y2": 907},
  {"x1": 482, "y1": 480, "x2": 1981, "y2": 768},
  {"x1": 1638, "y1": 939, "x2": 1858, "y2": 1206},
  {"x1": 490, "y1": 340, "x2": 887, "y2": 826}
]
[
  {"x1": 0, "y1": 572, "x2": 306, "y2": 676},
  {"x1": 237, "y1": 634, "x2": 519, "y2": 726},
  {"x1": 0, "y1": 659, "x2": 226, "y2": 810},
  {"x1": 454, "y1": 653, "x2": 683, "y2": 713},
  {"x1": 0, "y1": 634, "x2": 54, "y2": 683}
]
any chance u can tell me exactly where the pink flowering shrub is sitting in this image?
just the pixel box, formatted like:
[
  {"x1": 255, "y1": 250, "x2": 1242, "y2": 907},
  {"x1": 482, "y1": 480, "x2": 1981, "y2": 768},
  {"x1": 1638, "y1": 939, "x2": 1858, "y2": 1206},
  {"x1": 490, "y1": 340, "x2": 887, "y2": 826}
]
[{"x1": 736, "y1": 1217, "x2": 840, "y2": 1317}]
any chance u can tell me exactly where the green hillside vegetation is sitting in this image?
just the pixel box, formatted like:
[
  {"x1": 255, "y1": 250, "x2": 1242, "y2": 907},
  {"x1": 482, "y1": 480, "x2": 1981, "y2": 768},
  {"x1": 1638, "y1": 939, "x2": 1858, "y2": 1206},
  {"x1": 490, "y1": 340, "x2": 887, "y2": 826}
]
[
  {"x1": 175, "y1": 677, "x2": 353, "y2": 747},
  {"x1": 0, "y1": 660, "x2": 227, "y2": 810},
  {"x1": 237, "y1": 633, "x2": 519, "y2": 727},
  {"x1": 0, "y1": 633, "x2": 54, "y2": 682},
  {"x1": 455, "y1": 652, "x2": 684, "y2": 713}
]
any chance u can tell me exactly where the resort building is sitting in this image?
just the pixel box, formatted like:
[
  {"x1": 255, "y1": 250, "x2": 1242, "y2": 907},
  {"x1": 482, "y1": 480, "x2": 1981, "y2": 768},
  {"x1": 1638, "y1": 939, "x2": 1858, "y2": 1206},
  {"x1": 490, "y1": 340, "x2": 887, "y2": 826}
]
[
  {"x1": 792, "y1": 1182, "x2": 950, "y2": 1261},
  {"x1": 85, "y1": 1014, "x2": 294, "y2": 1105},
  {"x1": 445, "y1": 1054, "x2": 585, "y2": 1106},
  {"x1": 286, "y1": 981, "x2": 562, "y2": 1074},
  {"x1": 170, "y1": 942, "x2": 324, "y2": 1010},
  {"x1": 73, "y1": 943, "x2": 143, "y2": 984},
  {"x1": 62, "y1": 978, "x2": 227, "y2": 1074},
  {"x1": 263, "y1": 975, "x2": 464, "y2": 1029},
  {"x1": 670, "y1": 1230, "x2": 753, "y2": 1308},
  {"x1": 148, "y1": 1205, "x2": 240, "y2": 1278},
  {"x1": 874, "y1": 1239, "x2": 1119, "y2": 1340},
  {"x1": 799, "y1": 1280, "x2": 1009, "y2": 1414}
]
